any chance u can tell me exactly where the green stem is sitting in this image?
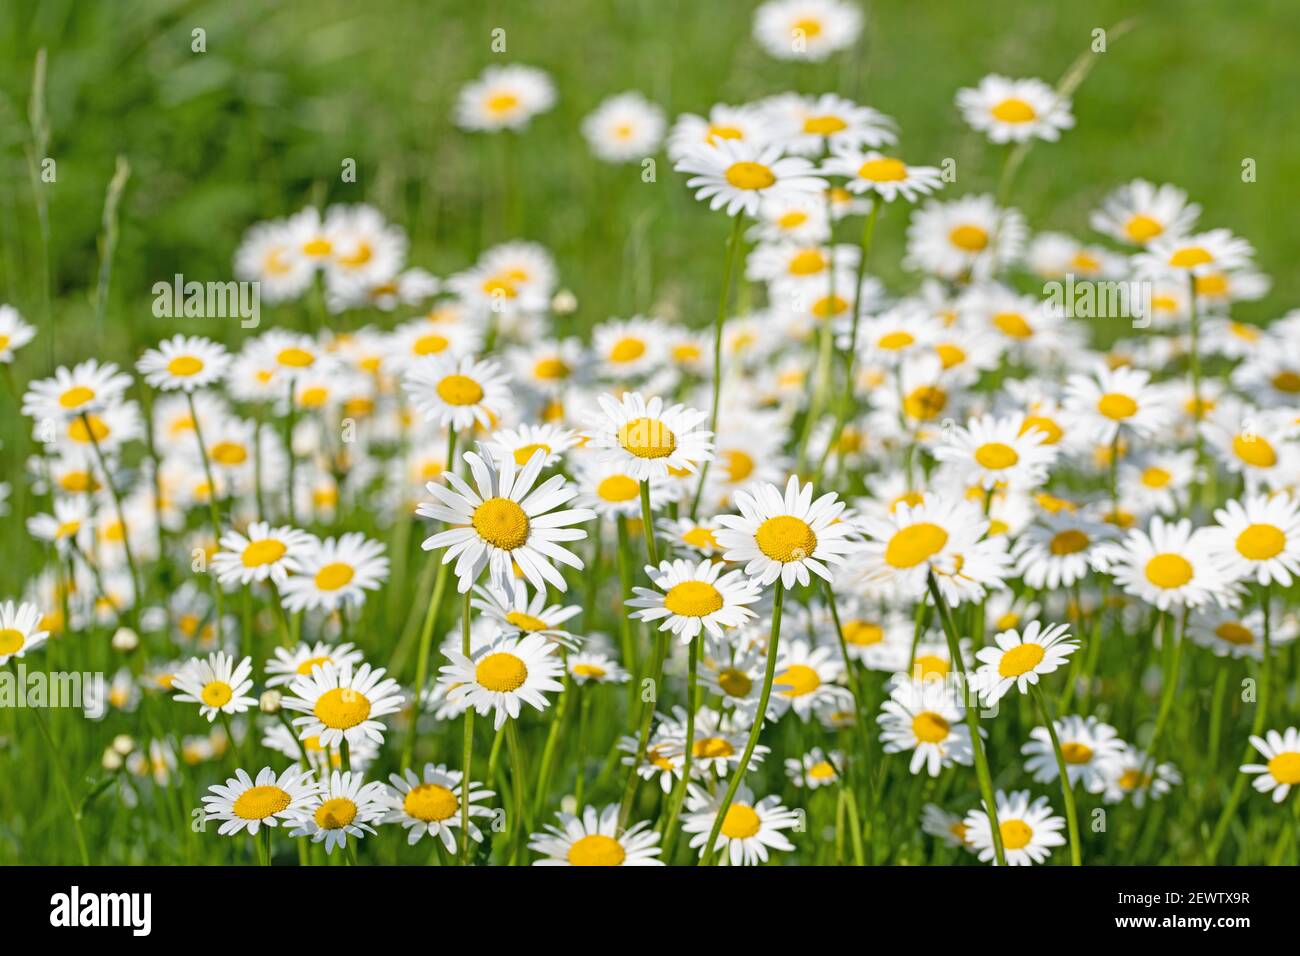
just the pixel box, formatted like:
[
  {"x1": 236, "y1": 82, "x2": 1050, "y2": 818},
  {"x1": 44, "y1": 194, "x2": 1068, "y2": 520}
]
[
  {"x1": 639, "y1": 479, "x2": 660, "y2": 567},
  {"x1": 661, "y1": 633, "x2": 699, "y2": 854},
  {"x1": 1030, "y1": 683, "x2": 1083, "y2": 866},
  {"x1": 459, "y1": 588, "x2": 475, "y2": 865}
]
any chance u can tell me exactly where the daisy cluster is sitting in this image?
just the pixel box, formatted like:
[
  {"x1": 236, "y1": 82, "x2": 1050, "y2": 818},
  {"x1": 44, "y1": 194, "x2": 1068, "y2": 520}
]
[{"x1": 3, "y1": 0, "x2": 1299, "y2": 868}]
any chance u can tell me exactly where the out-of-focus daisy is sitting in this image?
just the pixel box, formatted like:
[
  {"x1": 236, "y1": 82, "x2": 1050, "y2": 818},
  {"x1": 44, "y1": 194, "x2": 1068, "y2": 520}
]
[
  {"x1": 1102, "y1": 745, "x2": 1181, "y2": 807},
  {"x1": 403, "y1": 355, "x2": 512, "y2": 433},
  {"x1": 1102, "y1": 516, "x2": 1234, "y2": 611},
  {"x1": 593, "y1": 316, "x2": 669, "y2": 379},
  {"x1": 765, "y1": 92, "x2": 895, "y2": 157},
  {"x1": 200, "y1": 766, "x2": 320, "y2": 836},
  {"x1": 210, "y1": 522, "x2": 312, "y2": 587},
  {"x1": 1187, "y1": 606, "x2": 1296, "y2": 660},
  {"x1": 1023, "y1": 714, "x2": 1125, "y2": 793},
  {"x1": 586, "y1": 392, "x2": 713, "y2": 482},
  {"x1": 455, "y1": 63, "x2": 556, "y2": 132},
  {"x1": 472, "y1": 578, "x2": 582, "y2": 650},
  {"x1": 878, "y1": 677, "x2": 974, "y2": 777},
  {"x1": 582, "y1": 91, "x2": 666, "y2": 163},
  {"x1": 1091, "y1": 180, "x2": 1200, "y2": 247},
  {"x1": 1120, "y1": 451, "x2": 1196, "y2": 515},
  {"x1": 171, "y1": 651, "x2": 257, "y2": 722},
  {"x1": 1241, "y1": 728, "x2": 1300, "y2": 803},
  {"x1": 1205, "y1": 415, "x2": 1299, "y2": 493},
  {"x1": 440, "y1": 633, "x2": 565, "y2": 730},
  {"x1": 279, "y1": 533, "x2": 389, "y2": 613},
  {"x1": 1012, "y1": 513, "x2": 1114, "y2": 590},
  {"x1": 628, "y1": 557, "x2": 762, "y2": 642},
  {"x1": 567, "y1": 650, "x2": 629, "y2": 685},
  {"x1": 933, "y1": 413, "x2": 1057, "y2": 490},
  {"x1": 715, "y1": 474, "x2": 856, "y2": 588},
  {"x1": 234, "y1": 220, "x2": 314, "y2": 302},
  {"x1": 265, "y1": 640, "x2": 365, "y2": 688},
  {"x1": 905, "y1": 195, "x2": 1026, "y2": 281},
  {"x1": 289, "y1": 770, "x2": 387, "y2": 853},
  {"x1": 772, "y1": 638, "x2": 854, "y2": 720},
  {"x1": 822, "y1": 148, "x2": 943, "y2": 203},
  {"x1": 1136, "y1": 229, "x2": 1255, "y2": 277},
  {"x1": 486, "y1": 423, "x2": 579, "y2": 470},
  {"x1": 964, "y1": 790, "x2": 1065, "y2": 866},
  {"x1": 660, "y1": 516, "x2": 725, "y2": 557},
  {"x1": 1064, "y1": 364, "x2": 1175, "y2": 446},
  {"x1": 956, "y1": 75, "x2": 1074, "y2": 144},
  {"x1": 418, "y1": 447, "x2": 593, "y2": 593},
  {"x1": 921, "y1": 803, "x2": 974, "y2": 851},
  {"x1": 682, "y1": 783, "x2": 799, "y2": 866},
  {"x1": 1206, "y1": 494, "x2": 1300, "y2": 587},
  {"x1": 282, "y1": 661, "x2": 404, "y2": 748},
  {"x1": 0, "y1": 304, "x2": 36, "y2": 363},
  {"x1": 752, "y1": 0, "x2": 863, "y2": 62},
  {"x1": 667, "y1": 103, "x2": 774, "y2": 163},
  {"x1": 785, "y1": 747, "x2": 844, "y2": 788},
  {"x1": 529, "y1": 804, "x2": 664, "y2": 866},
  {"x1": 970, "y1": 619, "x2": 1078, "y2": 707},
  {"x1": 383, "y1": 763, "x2": 494, "y2": 850},
  {"x1": 675, "y1": 140, "x2": 827, "y2": 218},
  {"x1": 22, "y1": 359, "x2": 133, "y2": 422},
  {"x1": 0, "y1": 600, "x2": 48, "y2": 666},
  {"x1": 136, "y1": 335, "x2": 230, "y2": 392}
]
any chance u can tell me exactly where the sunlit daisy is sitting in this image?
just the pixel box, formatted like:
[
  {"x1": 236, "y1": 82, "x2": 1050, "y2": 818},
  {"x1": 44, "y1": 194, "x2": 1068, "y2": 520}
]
[
  {"x1": 210, "y1": 522, "x2": 312, "y2": 587},
  {"x1": 530, "y1": 804, "x2": 664, "y2": 866},
  {"x1": 200, "y1": 766, "x2": 320, "y2": 837},
  {"x1": 582, "y1": 91, "x2": 666, "y2": 163},
  {"x1": 265, "y1": 641, "x2": 365, "y2": 689},
  {"x1": 1011, "y1": 513, "x2": 1114, "y2": 590},
  {"x1": 752, "y1": 0, "x2": 863, "y2": 62},
  {"x1": 785, "y1": 747, "x2": 844, "y2": 789},
  {"x1": 282, "y1": 661, "x2": 404, "y2": 748},
  {"x1": 1023, "y1": 714, "x2": 1125, "y2": 793},
  {"x1": 486, "y1": 423, "x2": 579, "y2": 470},
  {"x1": 1206, "y1": 494, "x2": 1300, "y2": 587},
  {"x1": 279, "y1": 532, "x2": 389, "y2": 613},
  {"x1": 403, "y1": 355, "x2": 512, "y2": 433},
  {"x1": 22, "y1": 359, "x2": 133, "y2": 422},
  {"x1": 1091, "y1": 179, "x2": 1200, "y2": 247},
  {"x1": 440, "y1": 633, "x2": 565, "y2": 730},
  {"x1": 383, "y1": 763, "x2": 495, "y2": 849},
  {"x1": 1136, "y1": 229, "x2": 1255, "y2": 276},
  {"x1": 675, "y1": 140, "x2": 827, "y2": 218},
  {"x1": 136, "y1": 334, "x2": 231, "y2": 392},
  {"x1": 171, "y1": 651, "x2": 257, "y2": 722},
  {"x1": 288, "y1": 770, "x2": 387, "y2": 853},
  {"x1": 1241, "y1": 728, "x2": 1300, "y2": 803},
  {"x1": 933, "y1": 413, "x2": 1057, "y2": 490},
  {"x1": 586, "y1": 392, "x2": 713, "y2": 482},
  {"x1": 964, "y1": 789, "x2": 1066, "y2": 866},
  {"x1": 0, "y1": 304, "x2": 36, "y2": 363},
  {"x1": 455, "y1": 63, "x2": 556, "y2": 132},
  {"x1": 772, "y1": 637, "x2": 854, "y2": 720},
  {"x1": 472, "y1": 578, "x2": 583, "y2": 649},
  {"x1": 1101, "y1": 745, "x2": 1181, "y2": 807},
  {"x1": 956, "y1": 75, "x2": 1074, "y2": 144},
  {"x1": 822, "y1": 148, "x2": 943, "y2": 203},
  {"x1": 628, "y1": 557, "x2": 762, "y2": 642},
  {"x1": 0, "y1": 600, "x2": 48, "y2": 666},
  {"x1": 682, "y1": 783, "x2": 799, "y2": 865},
  {"x1": 905, "y1": 195, "x2": 1026, "y2": 281},
  {"x1": 1063, "y1": 364, "x2": 1175, "y2": 445},
  {"x1": 878, "y1": 677, "x2": 974, "y2": 777}
]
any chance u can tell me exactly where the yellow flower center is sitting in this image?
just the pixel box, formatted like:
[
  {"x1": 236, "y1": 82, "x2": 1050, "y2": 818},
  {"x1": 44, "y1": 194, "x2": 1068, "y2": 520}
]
[
  {"x1": 618, "y1": 417, "x2": 677, "y2": 459},
  {"x1": 314, "y1": 797, "x2": 357, "y2": 830},
  {"x1": 436, "y1": 374, "x2": 484, "y2": 406},
  {"x1": 776, "y1": 210, "x2": 808, "y2": 229},
  {"x1": 1062, "y1": 742, "x2": 1094, "y2": 764},
  {"x1": 167, "y1": 355, "x2": 204, "y2": 377},
  {"x1": 1141, "y1": 466, "x2": 1171, "y2": 489},
  {"x1": 414, "y1": 333, "x2": 450, "y2": 355},
  {"x1": 609, "y1": 337, "x2": 646, "y2": 363},
  {"x1": 1144, "y1": 553, "x2": 1193, "y2": 589},
  {"x1": 505, "y1": 610, "x2": 549, "y2": 632},
  {"x1": 998, "y1": 642, "x2": 1045, "y2": 678},
  {"x1": 200, "y1": 680, "x2": 233, "y2": 708},
  {"x1": 211, "y1": 441, "x2": 248, "y2": 466},
  {"x1": 486, "y1": 92, "x2": 519, "y2": 116},
  {"x1": 277, "y1": 347, "x2": 315, "y2": 368},
  {"x1": 571, "y1": 663, "x2": 606, "y2": 679},
  {"x1": 949, "y1": 224, "x2": 989, "y2": 252},
  {"x1": 935, "y1": 343, "x2": 966, "y2": 369},
  {"x1": 707, "y1": 124, "x2": 744, "y2": 143},
  {"x1": 302, "y1": 238, "x2": 332, "y2": 257},
  {"x1": 68, "y1": 415, "x2": 110, "y2": 443},
  {"x1": 911, "y1": 711, "x2": 950, "y2": 743},
  {"x1": 1049, "y1": 529, "x2": 1089, "y2": 555},
  {"x1": 1124, "y1": 214, "x2": 1163, "y2": 243},
  {"x1": 793, "y1": 17, "x2": 823, "y2": 37},
  {"x1": 232, "y1": 785, "x2": 291, "y2": 820},
  {"x1": 974, "y1": 442, "x2": 1019, "y2": 470},
  {"x1": 723, "y1": 449, "x2": 754, "y2": 483},
  {"x1": 404, "y1": 783, "x2": 458, "y2": 821},
  {"x1": 885, "y1": 522, "x2": 948, "y2": 569},
  {"x1": 472, "y1": 497, "x2": 530, "y2": 550},
  {"x1": 1214, "y1": 622, "x2": 1254, "y2": 646},
  {"x1": 718, "y1": 668, "x2": 753, "y2": 698},
  {"x1": 755, "y1": 515, "x2": 817, "y2": 563},
  {"x1": 878, "y1": 330, "x2": 915, "y2": 350},
  {"x1": 844, "y1": 619, "x2": 884, "y2": 646},
  {"x1": 694, "y1": 736, "x2": 735, "y2": 759},
  {"x1": 1267, "y1": 752, "x2": 1300, "y2": 785},
  {"x1": 991, "y1": 98, "x2": 1037, "y2": 123},
  {"x1": 1236, "y1": 523, "x2": 1285, "y2": 561},
  {"x1": 1119, "y1": 768, "x2": 1149, "y2": 791},
  {"x1": 597, "y1": 475, "x2": 640, "y2": 502},
  {"x1": 59, "y1": 385, "x2": 96, "y2": 409},
  {"x1": 777, "y1": 663, "x2": 820, "y2": 698},
  {"x1": 1000, "y1": 819, "x2": 1033, "y2": 850},
  {"x1": 1272, "y1": 371, "x2": 1300, "y2": 394},
  {"x1": 567, "y1": 833, "x2": 626, "y2": 866},
  {"x1": 510, "y1": 443, "x2": 551, "y2": 468},
  {"x1": 1097, "y1": 392, "x2": 1138, "y2": 421},
  {"x1": 314, "y1": 562, "x2": 355, "y2": 591},
  {"x1": 808, "y1": 761, "x2": 836, "y2": 780},
  {"x1": 858, "y1": 157, "x2": 908, "y2": 182},
  {"x1": 1195, "y1": 273, "x2": 1228, "y2": 297},
  {"x1": 296, "y1": 655, "x2": 332, "y2": 675},
  {"x1": 0, "y1": 629, "x2": 24, "y2": 655},
  {"x1": 724, "y1": 161, "x2": 776, "y2": 190},
  {"x1": 992, "y1": 311, "x2": 1033, "y2": 338},
  {"x1": 242, "y1": 538, "x2": 287, "y2": 568},
  {"x1": 1168, "y1": 246, "x2": 1212, "y2": 268},
  {"x1": 476, "y1": 652, "x2": 529, "y2": 693},
  {"x1": 533, "y1": 357, "x2": 570, "y2": 380},
  {"x1": 663, "y1": 580, "x2": 724, "y2": 617},
  {"x1": 1232, "y1": 435, "x2": 1277, "y2": 468},
  {"x1": 788, "y1": 248, "x2": 827, "y2": 275},
  {"x1": 314, "y1": 687, "x2": 372, "y2": 729},
  {"x1": 802, "y1": 114, "x2": 845, "y2": 135},
  {"x1": 720, "y1": 803, "x2": 761, "y2": 839}
]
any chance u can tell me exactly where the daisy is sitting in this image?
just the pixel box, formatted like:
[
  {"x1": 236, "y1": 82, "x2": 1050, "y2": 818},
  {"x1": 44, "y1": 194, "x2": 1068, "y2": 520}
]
[
  {"x1": 1063, "y1": 364, "x2": 1175, "y2": 445},
  {"x1": 660, "y1": 705, "x2": 767, "y2": 779},
  {"x1": 752, "y1": 0, "x2": 862, "y2": 61},
  {"x1": 764, "y1": 92, "x2": 896, "y2": 157},
  {"x1": 1242, "y1": 728, "x2": 1300, "y2": 802},
  {"x1": 1012, "y1": 512, "x2": 1115, "y2": 590},
  {"x1": 1187, "y1": 606, "x2": 1296, "y2": 660},
  {"x1": 1207, "y1": 494, "x2": 1300, "y2": 587},
  {"x1": 439, "y1": 632, "x2": 565, "y2": 730},
  {"x1": 619, "y1": 732, "x2": 686, "y2": 796},
  {"x1": 905, "y1": 195, "x2": 1026, "y2": 281},
  {"x1": 829, "y1": 603, "x2": 912, "y2": 671},
  {"x1": 667, "y1": 103, "x2": 775, "y2": 163},
  {"x1": 22, "y1": 359, "x2": 133, "y2": 422},
  {"x1": 454, "y1": 63, "x2": 556, "y2": 132},
  {"x1": 878, "y1": 677, "x2": 974, "y2": 777},
  {"x1": 200, "y1": 766, "x2": 320, "y2": 836},
  {"x1": 977, "y1": 621, "x2": 1076, "y2": 712},
  {"x1": 254, "y1": 330, "x2": 330, "y2": 385},
  {"x1": 386, "y1": 318, "x2": 482, "y2": 370},
  {"x1": 700, "y1": 638, "x2": 771, "y2": 719},
  {"x1": 0, "y1": 304, "x2": 36, "y2": 363},
  {"x1": 683, "y1": 784, "x2": 799, "y2": 866},
  {"x1": 1234, "y1": 352, "x2": 1300, "y2": 408},
  {"x1": 171, "y1": 651, "x2": 257, "y2": 722},
  {"x1": 289, "y1": 770, "x2": 387, "y2": 853},
  {"x1": 956, "y1": 75, "x2": 1074, "y2": 143},
  {"x1": 1135, "y1": 229, "x2": 1255, "y2": 276},
  {"x1": 472, "y1": 578, "x2": 583, "y2": 649},
  {"x1": 1119, "y1": 450, "x2": 1196, "y2": 515},
  {"x1": 772, "y1": 638, "x2": 854, "y2": 720},
  {"x1": 0, "y1": 600, "x2": 48, "y2": 666},
  {"x1": 507, "y1": 340, "x2": 584, "y2": 393},
  {"x1": 403, "y1": 355, "x2": 512, "y2": 433},
  {"x1": 964, "y1": 790, "x2": 1066, "y2": 866},
  {"x1": 210, "y1": 522, "x2": 312, "y2": 587},
  {"x1": 675, "y1": 139, "x2": 827, "y2": 218},
  {"x1": 279, "y1": 532, "x2": 389, "y2": 613},
  {"x1": 715, "y1": 474, "x2": 857, "y2": 588},
  {"x1": 234, "y1": 220, "x2": 314, "y2": 302},
  {"x1": 921, "y1": 803, "x2": 974, "y2": 851},
  {"x1": 659, "y1": 516, "x2": 726, "y2": 557},
  {"x1": 1023, "y1": 715, "x2": 1125, "y2": 793},
  {"x1": 592, "y1": 316, "x2": 669, "y2": 379},
  {"x1": 628, "y1": 557, "x2": 761, "y2": 642},
  {"x1": 1091, "y1": 180, "x2": 1200, "y2": 247},
  {"x1": 137, "y1": 334, "x2": 230, "y2": 392},
  {"x1": 530, "y1": 805, "x2": 664, "y2": 866},
  {"x1": 418, "y1": 446, "x2": 594, "y2": 593},
  {"x1": 1102, "y1": 745, "x2": 1182, "y2": 807},
  {"x1": 383, "y1": 764, "x2": 495, "y2": 850},
  {"x1": 281, "y1": 661, "x2": 404, "y2": 748},
  {"x1": 586, "y1": 392, "x2": 714, "y2": 482},
  {"x1": 1205, "y1": 415, "x2": 1299, "y2": 493},
  {"x1": 574, "y1": 460, "x2": 668, "y2": 520},
  {"x1": 821, "y1": 148, "x2": 943, "y2": 203},
  {"x1": 486, "y1": 423, "x2": 579, "y2": 470},
  {"x1": 567, "y1": 651, "x2": 629, "y2": 685},
  {"x1": 933, "y1": 413, "x2": 1057, "y2": 490},
  {"x1": 1102, "y1": 516, "x2": 1235, "y2": 611},
  {"x1": 750, "y1": 193, "x2": 831, "y2": 245},
  {"x1": 582, "y1": 91, "x2": 666, "y2": 163},
  {"x1": 785, "y1": 747, "x2": 844, "y2": 788}
]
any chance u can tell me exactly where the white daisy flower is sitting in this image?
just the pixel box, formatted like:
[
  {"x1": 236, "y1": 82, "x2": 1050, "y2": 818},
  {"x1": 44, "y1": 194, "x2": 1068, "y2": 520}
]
[
  {"x1": 439, "y1": 632, "x2": 565, "y2": 730},
  {"x1": 1206, "y1": 494, "x2": 1300, "y2": 587},
  {"x1": 764, "y1": 92, "x2": 895, "y2": 157},
  {"x1": 22, "y1": 359, "x2": 133, "y2": 422},
  {"x1": 281, "y1": 661, "x2": 404, "y2": 748},
  {"x1": 628, "y1": 557, "x2": 762, "y2": 642},
  {"x1": 529, "y1": 805, "x2": 664, "y2": 866},
  {"x1": 585, "y1": 392, "x2": 714, "y2": 482},
  {"x1": 403, "y1": 355, "x2": 513, "y2": 433},
  {"x1": 581, "y1": 91, "x2": 666, "y2": 163},
  {"x1": 278, "y1": 532, "x2": 389, "y2": 613},
  {"x1": 1063, "y1": 364, "x2": 1175, "y2": 445},
  {"x1": 136, "y1": 334, "x2": 231, "y2": 392},
  {"x1": 878, "y1": 677, "x2": 975, "y2": 777},
  {"x1": 1102, "y1": 516, "x2": 1235, "y2": 611},
  {"x1": 171, "y1": 651, "x2": 257, "y2": 722},
  {"x1": 0, "y1": 600, "x2": 49, "y2": 666},
  {"x1": 210, "y1": 521, "x2": 313, "y2": 587},
  {"x1": 785, "y1": 747, "x2": 844, "y2": 788},
  {"x1": 921, "y1": 803, "x2": 975, "y2": 851},
  {"x1": 485, "y1": 423, "x2": 579, "y2": 470},
  {"x1": 1240, "y1": 727, "x2": 1300, "y2": 803},
  {"x1": 1135, "y1": 229, "x2": 1255, "y2": 276},
  {"x1": 1101, "y1": 745, "x2": 1181, "y2": 807},
  {"x1": 454, "y1": 63, "x2": 556, "y2": 132},
  {"x1": 752, "y1": 0, "x2": 863, "y2": 62},
  {"x1": 675, "y1": 139, "x2": 828, "y2": 219},
  {"x1": 1187, "y1": 606, "x2": 1296, "y2": 661},
  {"x1": 0, "y1": 304, "x2": 36, "y2": 363},
  {"x1": 682, "y1": 783, "x2": 799, "y2": 866},
  {"x1": 418, "y1": 446, "x2": 594, "y2": 593},
  {"x1": 288, "y1": 770, "x2": 388, "y2": 853},
  {"x1": 905, "y1": 194, "x2": 1026, "y2": 281},
  {"x1": 472, "y1": 577, "x2": 583, "y2": 650},
  {"x1": 772, "y1": 637, "x2": 854, "y2": 720},
  {"x1": 200, "y1": 766, "x2": 320, "y2": 836},
  {"x1": 1090, "y1": 179, "x2": 1200, "y2": 247},
  {"x1": 956, "y1": 74, "x2": 1074, "y2": 144},
  {"x1": 964, "y1": 789, "x2": 1066, "y2": 866},
  {"x1": 1011, "y1": 512, "x2": 1115, "y2": 590},
  {"x1": 1023, "y1": 714, "x2": 1125, "y2": 793},
  {"x1": 933, "y1": 413, "x2": 1058, "y2": 491},
  {"x1": 383, "y1": 763, "x2": 495, "y2": 850},
  {"x1": 821, "y1": 148, "x2": 943, "y2": 203},
  {"x1": 567, "y1": 651, "x2": 629, "y2": 685},
  {"x1": 659, "y1": 705, "x2": 767, "y2": 779},
  {"x1": 667, "y1": 103, "x2": 775, "y2": 163},
  {"x1": 233, "y1": 220, "x2": 314, "y2": 302},
  {"x1": 659, "y1": 516, "x2": 726, "y2": 557},
  {"x1": 592, "y1": 315, "x2": 670, "y2": 379},
  {"x1": 715, "y1": 474, "x2": 857, "y2": 588}
]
